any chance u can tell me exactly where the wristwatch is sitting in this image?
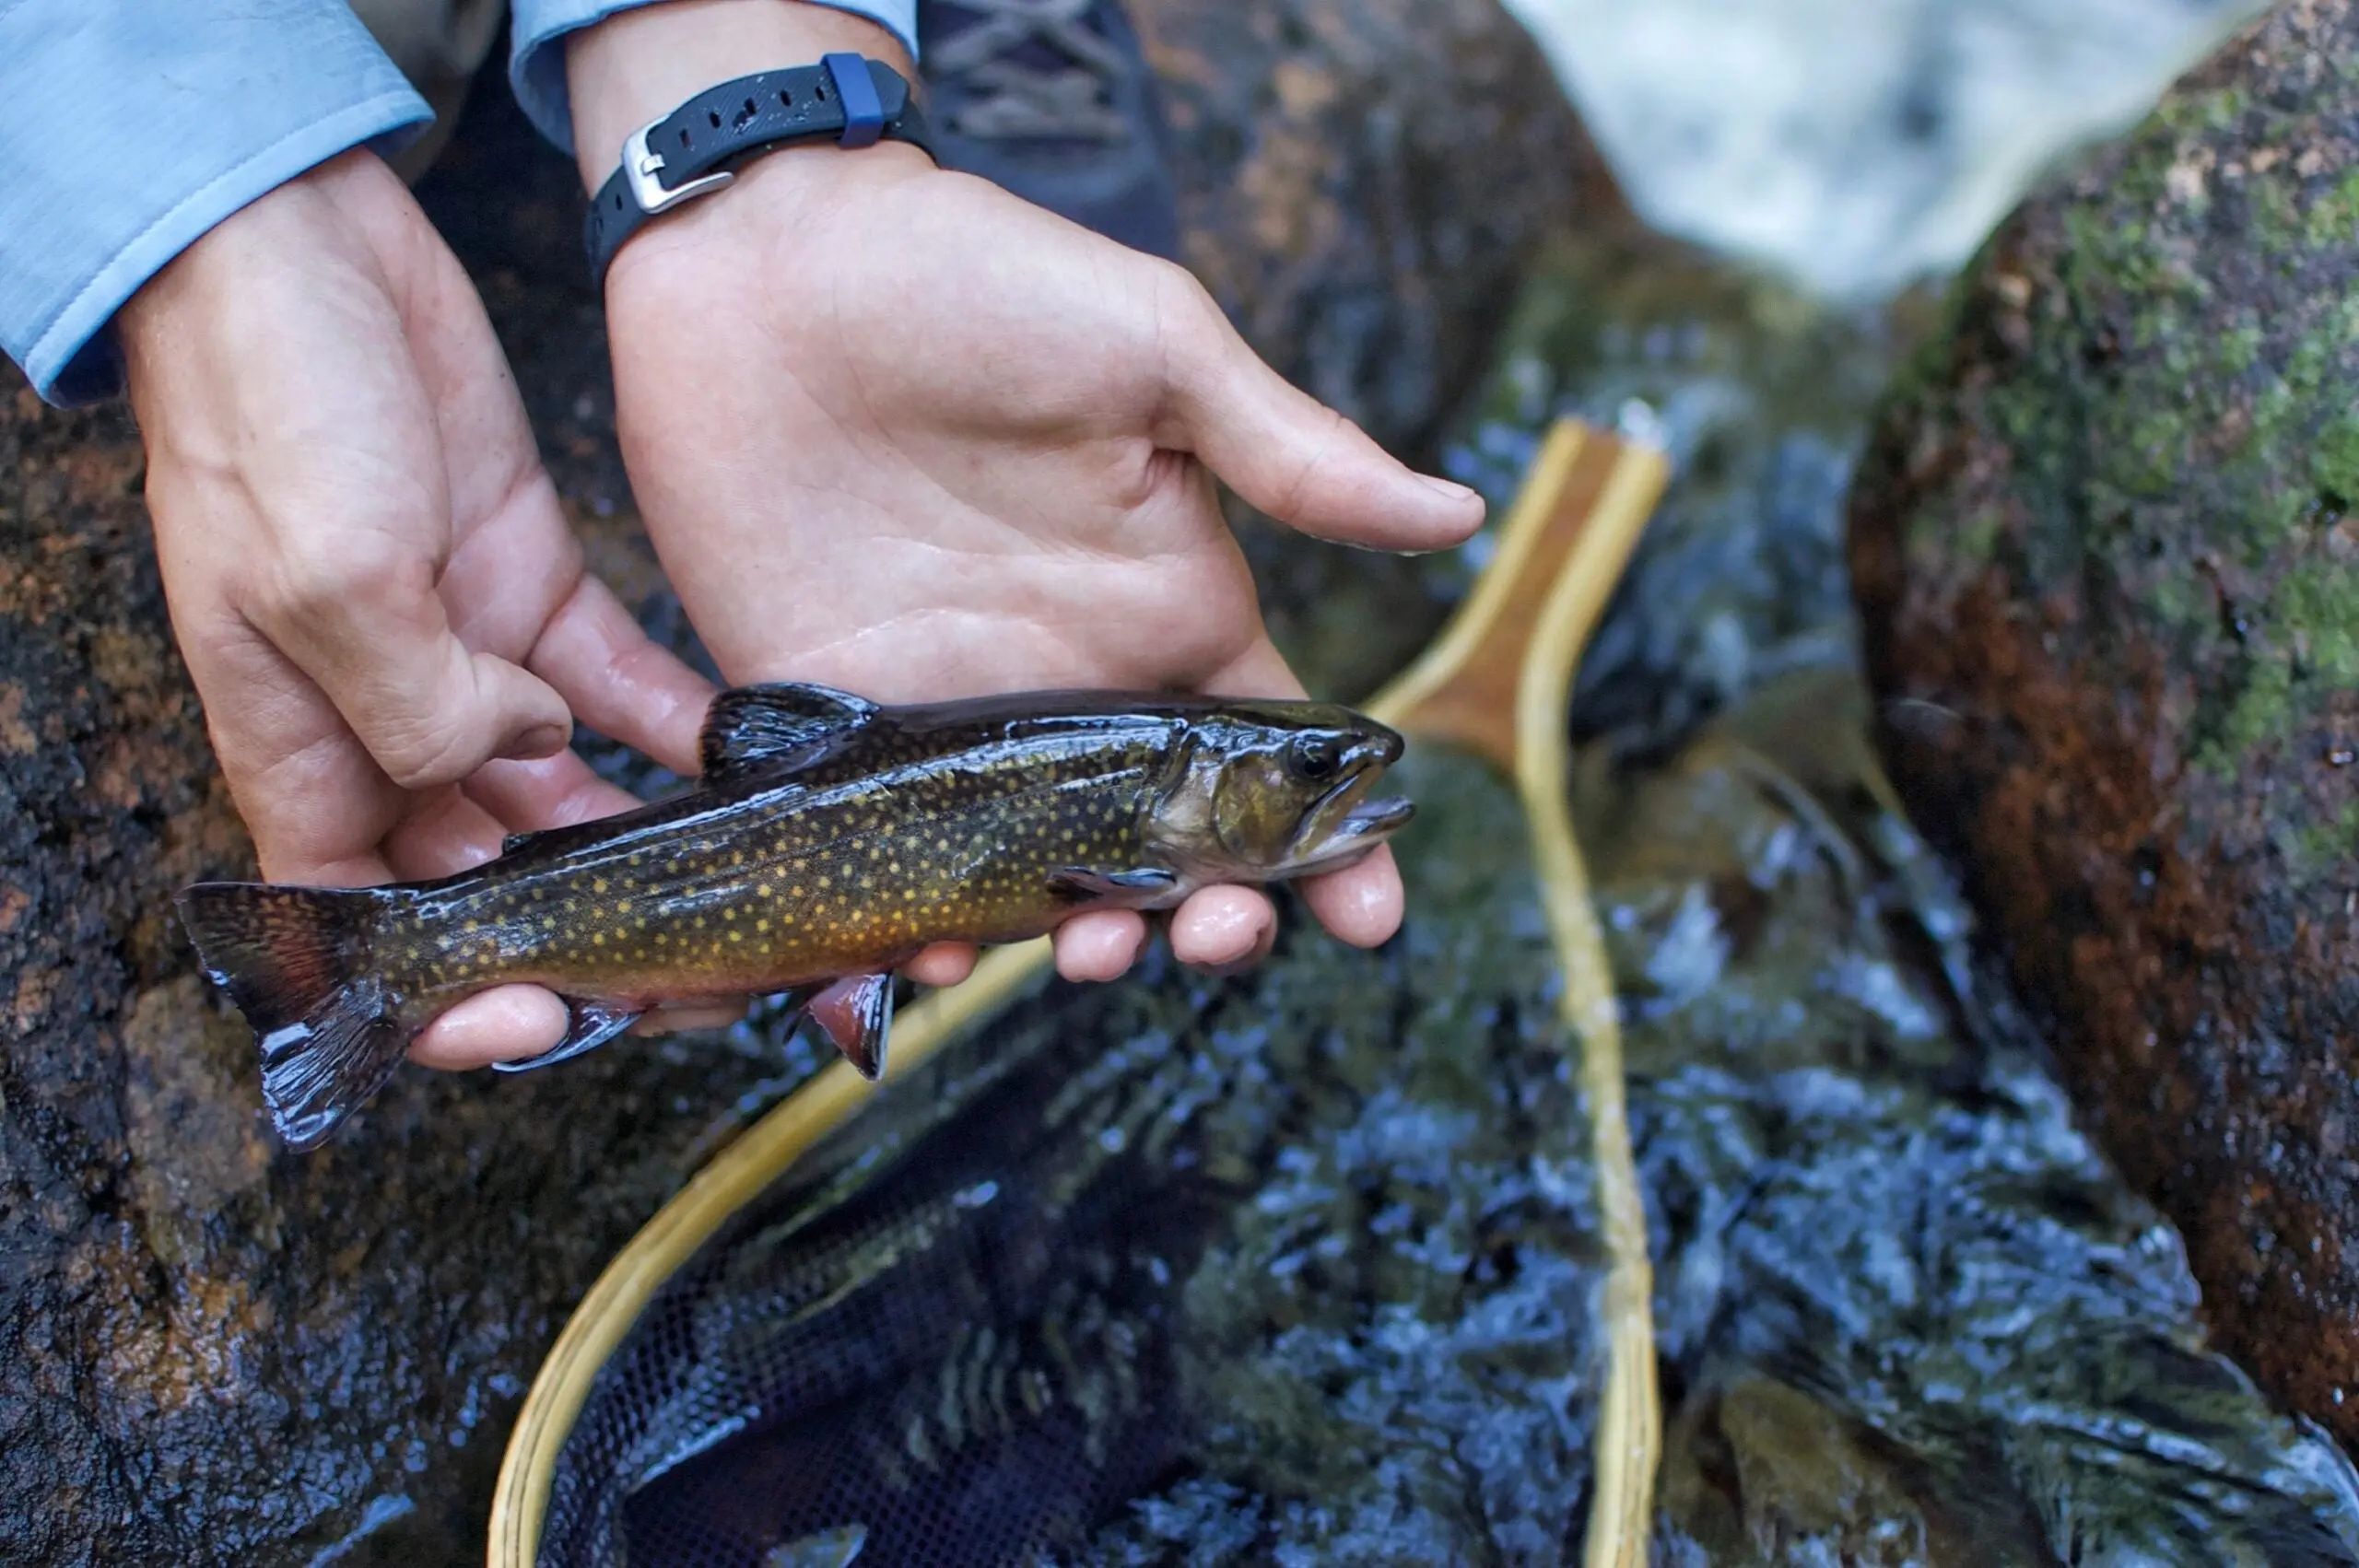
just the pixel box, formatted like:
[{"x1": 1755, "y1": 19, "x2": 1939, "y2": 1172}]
[{"x1": 584, "y1": 53, "x2": 935, "y2": 287}]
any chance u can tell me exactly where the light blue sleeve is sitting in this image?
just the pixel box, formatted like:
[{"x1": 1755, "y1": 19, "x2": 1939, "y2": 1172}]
[
  {"x1": 510, "y1": 0, "x2": 921, "y2": 158},
  {"x1": 0, "y1": 1, "x2": 433, "y2": 406}
]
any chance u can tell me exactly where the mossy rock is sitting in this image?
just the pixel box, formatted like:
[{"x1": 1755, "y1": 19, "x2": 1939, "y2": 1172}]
[{"x1": 1848, "y1": 0, "x2": 2359, "y2": 1445}]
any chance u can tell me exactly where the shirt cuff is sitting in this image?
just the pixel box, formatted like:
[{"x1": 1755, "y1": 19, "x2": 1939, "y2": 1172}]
[
  {"x1": 0, "y1": 2, "x2": 433, "y2": 406},
  {"x1": 510, "y1": 0, "x2": 921, "y2": 158}
]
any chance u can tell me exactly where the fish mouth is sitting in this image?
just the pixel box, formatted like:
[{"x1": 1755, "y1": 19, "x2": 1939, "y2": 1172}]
[
  {"x1": 1285, "y1": 760, "x2": 1415, "y2": 872},
  {"x1": 1341, "y1": 795, "x2": 1415, "y2": 837}
]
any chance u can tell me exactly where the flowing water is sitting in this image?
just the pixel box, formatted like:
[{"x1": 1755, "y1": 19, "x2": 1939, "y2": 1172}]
[
  {"x1": 1501, "y1": 0, "x2": 2269, "y2": 297},
  {"x1": 527, "y1": 195, "x2": 2359, "y2": 1567},
  {"x1": 501, "y1": 2, "x2": 2359, "y2": 1560}
]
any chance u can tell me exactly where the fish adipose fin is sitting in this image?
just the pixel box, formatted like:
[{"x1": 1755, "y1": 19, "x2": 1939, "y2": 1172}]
[
  {"x1": 1047, "y1": 866, "x2": 1180, "y2": 905},
  {"x1": 176, "y1": 883, "x2": 405, "y2": 1153},
  {"x1": 806, "y1": 973, "x2": 895, "y2": 1080},
  {"x1": 700, "y1": 683, "x2": 881, "y2": 782},
  {"x1": 490, "y1": 998, "x2": 648, "y2": 1074}
]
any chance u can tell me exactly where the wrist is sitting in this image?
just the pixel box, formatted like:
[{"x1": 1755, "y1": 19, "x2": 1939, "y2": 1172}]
[
  {"x1": 121, "y1": 152, "x2": 421, "y2": 382},
  {"x1": 565, "y1": 1, "x2": 914, "y2": 192}
]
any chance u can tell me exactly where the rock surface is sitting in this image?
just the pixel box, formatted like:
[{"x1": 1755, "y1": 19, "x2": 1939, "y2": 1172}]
[
  {"x1": 1849, "y1": 0, "x2": 2359, "y2": 1445},
  {"x1": 0, "y1": 369, "x2": 792, "y2": 1568},
  {"x1": 0, "y1": 0, "x2": 1604, "y2": 1560},
  {"x1": 1132, "y1": 0, "x2": 1623, "y2": 457}
]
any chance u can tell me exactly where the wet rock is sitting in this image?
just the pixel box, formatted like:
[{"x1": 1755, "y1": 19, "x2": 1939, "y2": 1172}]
[
  {"x1": 1848, "y1": 0, "x2": 2359, "y2": 1445},
  {"x1": 1132, "y1": 0, "x2": 1621, "y2": 458},
  {"x1": 0, "y1": 352, "x2": 789, "y2": 1568}
]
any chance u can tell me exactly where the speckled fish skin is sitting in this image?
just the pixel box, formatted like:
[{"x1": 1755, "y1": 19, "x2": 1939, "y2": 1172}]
[{"x1": 176, "y1": 685, "x2": 1413, "y2": 1152}]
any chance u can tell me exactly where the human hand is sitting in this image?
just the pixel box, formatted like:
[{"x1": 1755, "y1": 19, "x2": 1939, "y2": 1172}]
[
  {"x1": 568, "y1": 3, "x2": 1485, "y2": 992},
  {"x1": 123, "y1": 149, "x2": 728, "y2": 1071}
]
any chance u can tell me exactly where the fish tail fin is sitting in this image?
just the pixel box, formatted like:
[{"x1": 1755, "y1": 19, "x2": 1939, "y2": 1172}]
[{"x1": 176, "y1": 882, "x2": 409, "y2": 1152}]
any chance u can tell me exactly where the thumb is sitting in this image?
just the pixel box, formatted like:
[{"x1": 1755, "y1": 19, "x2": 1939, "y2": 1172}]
[
  {"x1": 1155, "y1": 270, "x2": 1485, "y2": 552},
  {"x1": 251, "y1": 546, "x2": 572, "y2": 790}
]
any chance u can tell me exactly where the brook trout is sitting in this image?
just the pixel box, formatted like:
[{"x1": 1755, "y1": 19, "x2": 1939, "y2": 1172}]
[{"x1": 179, "y1": 684, "x2": 1413, "y2": 1151}]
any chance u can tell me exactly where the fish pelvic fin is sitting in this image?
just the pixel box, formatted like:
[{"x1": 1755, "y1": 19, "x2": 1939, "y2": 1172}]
[
  {"x1": 176, "y1": 882, "x2": 408, "y2": 1153},
  {"x1": 807, "y1": 973, "x2": 895, "y2": 1080},
  {"x1": 1047, "y1": 866, "x2": 1180, "y2": 906}
]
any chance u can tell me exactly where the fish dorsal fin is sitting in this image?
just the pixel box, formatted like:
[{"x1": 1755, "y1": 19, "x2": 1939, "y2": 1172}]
[{"x1": 698, "y1": 683, "x2": 881, "y2": 782}]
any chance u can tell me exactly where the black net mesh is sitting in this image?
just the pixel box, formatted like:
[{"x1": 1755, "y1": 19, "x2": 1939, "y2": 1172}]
[
  {"x1": 548, "y1": 1001, "x2": 1226, "y2": 1568},
  {"x1": 536, "y1": 744, "x2": 2359, "y2": 1568}
]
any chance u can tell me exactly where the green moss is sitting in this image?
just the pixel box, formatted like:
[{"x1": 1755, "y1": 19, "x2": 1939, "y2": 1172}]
[
  {"x1": 2198, "y1": 657, "x2": 2294, "y2": 778},
  {"x1": 2277, "y1": 558, "x2": 2359, "y2": 684},
  {"x1": 2288, "y1": 797, "x2": 2359, "y2": 875},
  {"x1": 2219, "y1": 323, "x2": 2264, "y2": 378},
  {"x1": 2311, "y1": 415, "x2": 2359, "y2": 505},
  {"x1": 1953, "y1": 506, "x2": 2006, "y2": 565},
  {"x1": 2156, "y1": 83, "x2": 2247, "y2": 137},
  {"x1": 2305, "y1": 168, "x2": 2359, "y2": 250}
]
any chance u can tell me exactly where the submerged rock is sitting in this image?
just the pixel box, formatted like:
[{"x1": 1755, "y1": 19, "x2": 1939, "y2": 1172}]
[{"x1": 1848, "y1": 0, "x2": 2359, "y2": 1443}]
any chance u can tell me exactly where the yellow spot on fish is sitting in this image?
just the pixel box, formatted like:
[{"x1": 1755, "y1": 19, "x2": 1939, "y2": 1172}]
[{"x1": 593, "y1": 879, "x2": 608, "y2": 894}]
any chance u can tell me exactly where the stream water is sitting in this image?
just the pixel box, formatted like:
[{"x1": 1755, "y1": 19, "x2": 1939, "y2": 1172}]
[
  {"x1": 456, "y1": 1, "x2": 2359, "y2": 1562},
  {"x1": 1504, "y1": 0, "x2": 2269, "y2": 297},
  {"x1": 534, "y1": 38, "x2": 2359, "y2": 1559}
]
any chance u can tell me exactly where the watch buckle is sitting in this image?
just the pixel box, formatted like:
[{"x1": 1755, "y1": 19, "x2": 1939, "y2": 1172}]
[{"x1": 621, "y1": 121, "x2": 734, "y2": 216}]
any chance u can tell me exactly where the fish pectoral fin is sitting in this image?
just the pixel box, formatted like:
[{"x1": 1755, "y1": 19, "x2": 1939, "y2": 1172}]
[
  {"x1": 1047, "y1": 866, "x2": 1181, "y2": 906},
  {"x1": 805, "y1": 973, "x2": 895, "y2": 1081},
  {"x1": 490, "y1": 998, "x2": 647, "y2": 1074},
  {"x1": 698, "y1": 682, "x2": 881, "y2": 782}
]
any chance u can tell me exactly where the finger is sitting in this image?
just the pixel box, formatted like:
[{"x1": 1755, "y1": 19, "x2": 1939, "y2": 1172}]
[
  {"x1": 1201, "y1": 634, "x2": 1308, "y2": 703},
  {"x1": 1297, "y1": 844, "x2": 1406, "y2": 948},
  {"x1": 465, "y1": 750, "x2": 651, "y2": 835},
  {"x1": 1155, "y1": 269, "x2": 1485, "y2": 553},
  {"x1": 906, "y1": 943, "x2": 980, "y2": 988},
  {"x1": 381, "y1": 786, "x2": 512, "y2": 882},
  {"x1": 409, "y1": 986, "x2": 569, "y2": 1069},
  {"x1": 173, "y1": 613, "x2": 419, "y2": 887},
  {"x1": 1168, "y1": 885, "x2": 1275, "y2": 971},
  {"x1": 1052, "y1": 911, "x2": 1150, "y2": 983},
  {"x1": 249, "y1": 546, "x2": 574, "y2": 792},
  {"x1": 527, "y1": 575, "x2": 717, "y2": 778}
]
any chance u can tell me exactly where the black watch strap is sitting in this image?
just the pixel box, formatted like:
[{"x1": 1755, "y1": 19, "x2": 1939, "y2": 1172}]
[{"x1": 584, "y1": 53, "x2": 934, "y2": 287}]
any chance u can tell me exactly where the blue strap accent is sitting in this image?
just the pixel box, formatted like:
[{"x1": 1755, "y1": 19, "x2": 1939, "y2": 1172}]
[{"x1": 825, "y1": 52, "x2": 886, "y2": 148}]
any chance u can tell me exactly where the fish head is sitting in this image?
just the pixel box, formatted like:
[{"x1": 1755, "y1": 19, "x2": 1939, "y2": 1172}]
[{"x1": 1146, "y1": 701, "x2": 1414, "y2": 880}]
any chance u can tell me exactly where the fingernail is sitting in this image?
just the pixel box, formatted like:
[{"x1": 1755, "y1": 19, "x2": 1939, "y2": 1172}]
[
  {"x1": 1417, "y1": 474, "x2": 1480, "y2": 504},
  {"x1": 511, "y1": 722, "x2": 570, "y2": 760}
]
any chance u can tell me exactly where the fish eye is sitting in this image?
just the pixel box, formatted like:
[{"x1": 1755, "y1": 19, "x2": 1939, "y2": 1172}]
[{"x1": 1287, "y1": 734, "x2": 1345, "y2": 781}]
